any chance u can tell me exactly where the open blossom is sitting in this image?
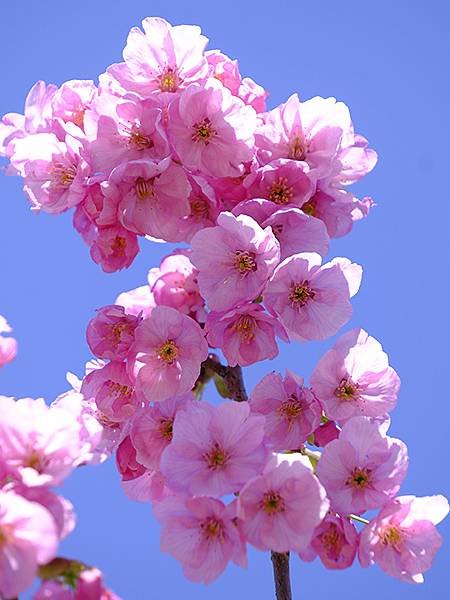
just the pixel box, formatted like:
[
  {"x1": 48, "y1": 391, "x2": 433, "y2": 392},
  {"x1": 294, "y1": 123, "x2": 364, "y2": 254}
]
[
  {"x1": 86, "y1": 305, "x2": 140, "y2": 361},
  {"x1": 206, "y1": 303, "x2": 286, "y2": 367},
  {"x1": 237, "y1": 454, "x2": 329, "y2": 552},
  {"x1": 0, "y1": 315, "x2": 18, "y2": 368},
  {"x1": 154, "y1": 496, "x2": 247, "y2": 584},
  {"x1": 106, "y1": 17, "x2": 209, "y2": 95},
  {"x1": 0, "y1": 490, "x2": 58, "y2": 599},
  {"x1": 148, "y1": 251, "x2": 205, "y2": 320},
  {"x1": 89, "y1": 224, "x2": 139, "y2": 273},
  {"x1": 359, "y1": 495, "x2": 449, "y2": 583},
  {"x1": 249, "y1": 370, "x2": 322, "y2": 450},
  {"x1": 311, "y1": 328, "x2": 400, "y2": 422},
  {"x1": 264, "y1": 253, "x2": 362, "y2": 341},
  {"x1": 191, "y1": 212, "x2": 280, "y2": 312},
  {"x1": 168, "y1": 80, "x2": 257, "y2": 178},
  {"x1": 131, "y1": 393, "x2": 196, "y2": 469},
  {"x1": 132, "y1": 306, "x2": 208, "y2": 402},
  {"x1": 0, "y1": 396, "x2": 84, "y2": 487},
  {"x1": 316, "y1": 417, "x2": 408, "y2": 515},
  {"x1": 299, "y1": 513, "x2": 358, "y2": 569},
  {"x1": 81, "y1": 361, "x2": 140, "y2": 423},
  {"x1": 160, "y1": 401, "x2": 267, "y2": 497}
]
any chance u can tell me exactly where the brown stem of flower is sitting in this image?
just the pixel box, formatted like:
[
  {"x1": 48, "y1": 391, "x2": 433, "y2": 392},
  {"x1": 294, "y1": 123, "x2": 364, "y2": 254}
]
[
  {"x1": 202, "y1": 356, "x2": 248, "y2": 402},
  {"x1": 271, "y1": 552, "x2": 293, "y2": 600}
]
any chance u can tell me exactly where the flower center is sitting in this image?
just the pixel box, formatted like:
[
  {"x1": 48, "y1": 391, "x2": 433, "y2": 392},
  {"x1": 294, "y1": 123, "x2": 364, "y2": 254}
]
[
  {"x1": 233, "y1": 250, "x2": 257, "y2": 276},
  {"x1": 301, "y1": 198, "x2": 316, "y2": 216},
  {"x1": 320, "y1": 524, "x2": 344, "y2": 559},
  {"x1": 381, "y1": 526, "x2": 404, "y2": 549},
  {"x1": 278, "y1": 393, "x2": 302, "y2": 427},
  {"x1": 261, "y1": 491, "x2": 285, "y2": 515},
  {"x1": 233, "y1": 315, "x2": 256, "y2": 343},
  {"x1": 157, "y1": 339, "x2": 179, "y2": 364},
  {"x1": 129, "y1": 129, "x2": 154, "y2": 150},
  {"x1": 25, "y1": 451, "x2": 43, "y2": 472},
  {"x1": 289, "y1": 135, "x2": 307, "y2": 160},
  {"x1": 204, "y1": 442, "x2": 229, "y2": 470},
  {"x1": 268, "y1": 177, "x2": 294, "y2": 205},
  {"x1": 346, "y1": 467, "x2": 371, "y2": 489},
  {"x1": 106, "y1": 381, "x2": 133, "y2": 400},
  {"x1": 51, "y1": 163, "x2": 77, "y2": 188},
  {"x1": 112, "y1": 236, "x2": 126, "y2": 255},
  {"x1": 192, "y1": 117, "x2": 216, "y2": 145},
  {"x1": 108, "y1": 322, "x2": 133, "y2": 345},
  {"x1": 135, "y1": 177, "x2": 155, "y2": 200},
  {"x1": 190, "y1": 196, "x2": 210, "y2": 219},
  {"x1": 289, "y1": 281, "x2": 315, "y2": 308},
  {"x1": 158, "y1": 418, "x2": 174, "y2": 441},
  {"x1": 335, "y1": 377, "x2": 360, "y2": 401},
  {"x1": 158, "y1": 67, "x2": 180, "y2": 93},
  {"x1": 0, "y1": 526, "x2": 11, "y2": 547},
  {"x1": 201, "y1": 517, "x2": 224, "y2": 541}
]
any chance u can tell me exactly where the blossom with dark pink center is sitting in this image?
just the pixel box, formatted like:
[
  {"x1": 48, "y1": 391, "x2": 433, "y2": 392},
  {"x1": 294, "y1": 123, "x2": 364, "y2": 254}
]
[
  {"x1": 132, "y1": 306, "x2": 208, "y2": 402},
  {"x1": 206, "y1": 303, "x2": 286, "y2": 367},
  {"x1": 237, "y1": 454, "x2": 329, "y2": 552},
  {"x1": 0, "y1": 491, "x2": 58, "y2": 599},
  {"x1": 264, "y1": 253, "x2": 362, "y2": 341},
  {"x1": 89, "y1": 224, "x2": 139, "y2": 273},
  {"x1": 316, "y1": 417, "x2": 408, "y2": 515},
  {"x1": 131, "y1": 393, "x2": 195, "y2": 469},
  {"x1": 299, "y1": 513, "x2": 358, "y2": 569},
  {"x1": 168, "y1": 80, "x2": 257, "y2": 177},
  {"x1": 191, "y1": 211, "x2": 280, "y2": 312},
  {"x1": 160, "y1": 401, "x2": 267, "y2": 496},
  {"x1": 0, "y1": 315, "x2": 18, "y2": 369},
  {"x1": 86, "y1": 305, "x2": 140, "y2": 361},
  {"x1": 154, "y1": 496, "x2": 247, "y2": 583},
  {"x1": 106, "y1": 17, "x2": 209, "y2": 95},
  {"x1": 311, "y1": 328, "x2": 400, "y2": 422},
  {"x1": 249, "y1": 370, "x2": 322, "y2": 450},
  {"x1": 81, "y1": 361, "x2": 140, "y2": 423},
  {"x1": 359, "y1": 495, "x2": 449, "y2": 583}
]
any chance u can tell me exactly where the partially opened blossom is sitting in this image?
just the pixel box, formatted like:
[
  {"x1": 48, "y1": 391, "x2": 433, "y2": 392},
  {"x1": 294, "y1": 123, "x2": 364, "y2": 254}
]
[
  {"x1": 311, "y1": 328, "x2": 400, "y2": 422},
  {"x1": 51, "y1": 79, "x2": 97, "y2": 129},
  {"x1": 131, "y1": 393, "x2": 196, "y2": 469},
  {"x1": 191, "y1": 212, "x2": 280, "y2": 312},
  {"x1": 132, "y1": 306, "x2": 208, "y2": 402},
  {"x1": 87, "y1": 305, "x2": 140, "y2": 361},
  {"x1": 0, "y1": 490, "x2": 58, "y2": 599},
  {"x1": 299, "y1": 513, "x2": 358, "y2": 569},
  {"x1": 106, "y1": 17, "x2": 209, "y2": 95},
  {"x1": 359, "y1": 495, "x2": 449, "y2": 583},
  {"x1": 249, "y1": 370, "x2": 322, "y2": 450},
  {"x1": 0, "y1": 396, "x2": 84, "y2": 487},
  {"x1": 237, "y1": 454, "x2": 329, "y2": 552},
  {"x1": 0, "y1": 315, "x2": 17, "y2": 368},
  {"x1": 206, "y1": 303, "x2": 286, "y2": 367},
  {"x1": 89, "y1": 224, "x2": 139, "y2": 273},
  {"x1": 264, "y1": 253, "x2": 362, "y2": 341},
  {"x1": 160, "y1": 401, "x2": 267, "y2": 496},
  {"x1": 316, "y1": 417, "x2": 408, "y2": 515},
  {"x1": 34, "y1": 567, "x2": 121, "y2": 599},
  {"x1": 154, "y1": 496, "x2": 246, "y2": 584},
  {"x1": 81, "y1": 361, "x2": 140, "y2": 423},
  {"x1": 168, "y1": 80, "x2": 257, "y2": 177},
  {"x1": 176, "y1": 175, "x2": 219, "y2": 243}
]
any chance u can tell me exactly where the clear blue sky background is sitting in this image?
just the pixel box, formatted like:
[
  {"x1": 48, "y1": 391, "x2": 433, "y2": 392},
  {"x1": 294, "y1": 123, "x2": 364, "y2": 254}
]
[{"x1": 1, "y1": 1, "x2": 449, "y2": 598}]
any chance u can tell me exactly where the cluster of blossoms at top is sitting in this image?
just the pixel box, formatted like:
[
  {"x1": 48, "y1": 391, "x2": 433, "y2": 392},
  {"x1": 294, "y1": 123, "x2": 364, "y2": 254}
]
[
  {"x1": 1, "y1": 15, "x2": 448, "y2": 596},
  {"x1": 0, "y1": 16, "x2": 375, "y2": 272},
  {"x1": 0, "y1": 326, "x2": 119, "y2": 599}
]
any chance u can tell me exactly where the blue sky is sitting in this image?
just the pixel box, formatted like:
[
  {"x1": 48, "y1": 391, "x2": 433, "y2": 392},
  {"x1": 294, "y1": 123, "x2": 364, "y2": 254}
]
[{"x1": 1, "y1": 1, "x2": 449, "y2": 598}]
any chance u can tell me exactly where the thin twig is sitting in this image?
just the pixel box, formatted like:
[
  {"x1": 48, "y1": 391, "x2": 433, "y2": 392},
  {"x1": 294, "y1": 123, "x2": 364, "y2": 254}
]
[
  {"x1": 203, "y1": 356, "x2": 248, "y2": 402},
  {"x1": 271, "y1": 552, "x2": 292, "y2": 600}
]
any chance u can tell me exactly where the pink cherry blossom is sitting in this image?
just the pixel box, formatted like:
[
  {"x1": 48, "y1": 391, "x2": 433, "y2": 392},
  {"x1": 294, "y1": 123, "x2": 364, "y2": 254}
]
[
  {"x1": 238, "y1": 77, "x2": 268, "y2": 113},
  {"x1": 115, "y1": 285, "x2": 155, "y2": 318},
  {"x1": 310, "y1": 328, "x2": 400, "y2": 422},
  {"x1": 130, "y1": 393, "x2": 196, "y2": 469},
  {"x1": 176, "y1": 175, "x2": 219, "y2": 242},
  {"x1": 89, "y1": 224, "x2": 139, "y2": 273},
  {"x1": 206, "y1": 50, "x2": 242, "y2": 95},
  {"x1": 316, "y1": 416, "x2": 408, "y2": 515},
  {"x1": 51, "y1": 79, "x2": 97, "y2": 130},
  {"x1": 237, "y1": 454, "x2": 329, "y2": 552},
  {"x1": 106, "y1": 17, "x2": 209, "y2": 95},
  {"x1": 0, "y1": 315, "x2": 18, "y2": 368},
  {"x1": 154, "y1": 496, "x2": 247, "y2": 583},
  {"x1": 0, "y1": 396, "x2": 84, "y2": 487},
  {"x1": 206, "y1": 303, "x2": 286, "y2": 367},
  {"x1": 160, "y1": 401, "x2": 267, "y2": 496},
  {"x1": 264, "y1": 253, "x2": 362, "y2": 341},
  {"x1": 299, "y1": 513, "x2": 358, "y2": 569},
  {"x1": 191, "y1": 211, "x2": 280, "y2": 312},
  {"x1": 86, "y1": 305, "x2": 141, "y2": 361},
  {"x1": 168, "y1": 80, "x2": 257, "y2": 177},
  {"x1": 34, "y1": 567, "x2": 121, "y2": 599},
  {"x1": 359, "y1": 495, "x2": 449, "y2": 583},
  {"x1": 249, "y1": 370, "x2": 322, "y2": 450},
  {"x1": 0, "y1": 490, "x2": 58, "y2": 599},
  {"x1": 132, "y1": 306, "x2": 208, "y2": 402}
]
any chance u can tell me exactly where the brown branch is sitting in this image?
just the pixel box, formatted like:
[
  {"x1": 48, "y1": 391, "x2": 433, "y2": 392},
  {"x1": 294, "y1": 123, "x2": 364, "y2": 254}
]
[
  {"x1": 271, "y1": 552, "x2": 292, "y2": 600},
  {"x1": 202, "y1": 356, "x2": 248, "y2": 402}
]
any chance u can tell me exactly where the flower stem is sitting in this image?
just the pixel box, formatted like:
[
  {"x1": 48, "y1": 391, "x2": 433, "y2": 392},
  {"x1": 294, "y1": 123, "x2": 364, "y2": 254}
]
[
  {"x1": 349, "y1": 514, "x2": 370, "y2": 525},
  {"x1": 271, "y1": 552, "x2": 292, "y2": 600}
]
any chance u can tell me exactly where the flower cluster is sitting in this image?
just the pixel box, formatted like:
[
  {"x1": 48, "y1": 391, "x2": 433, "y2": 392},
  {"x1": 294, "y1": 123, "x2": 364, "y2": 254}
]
[
  {"x1": 1, "y1": 16, "x2": 374, "y2": 272},
  {"x1": 1, "y1": 14, "x2": 447, "y2": 596}
]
